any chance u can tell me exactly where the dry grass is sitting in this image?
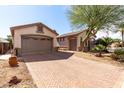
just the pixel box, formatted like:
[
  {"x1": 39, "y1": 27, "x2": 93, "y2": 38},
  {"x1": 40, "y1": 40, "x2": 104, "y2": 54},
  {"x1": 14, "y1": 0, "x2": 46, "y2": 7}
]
[
  {"x1": 0, "y1": 60, "x2": 37, "y2": 88},
  {"x1": 74, "y1": 52, "x2": 124, "y2": 67}
]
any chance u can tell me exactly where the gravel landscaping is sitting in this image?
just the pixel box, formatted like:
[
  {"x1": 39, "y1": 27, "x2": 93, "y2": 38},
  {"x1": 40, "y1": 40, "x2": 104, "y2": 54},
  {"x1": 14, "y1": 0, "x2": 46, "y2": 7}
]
[
  {"x1": 74, "y1": 51, "x2": 124, "y2": 67},
  {"x1": 0, "y1": 60, "x2": 37, "y2": 88}
]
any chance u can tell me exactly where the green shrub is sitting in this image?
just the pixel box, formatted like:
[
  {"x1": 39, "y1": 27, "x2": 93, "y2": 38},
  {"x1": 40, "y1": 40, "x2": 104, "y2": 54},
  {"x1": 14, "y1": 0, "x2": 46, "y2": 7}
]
[
  {"x1": 111, "y1": 53, "x2": 119, "y2": 60},
  {"x1": 114, "y1": 49, "x2": 124, "y2": 55},
  {"x1": 111, "y1": 49, "x2": 124, "y2": 62},
  {"x1": 118, "y1": 55, "x2": 124, "y2": 62}
]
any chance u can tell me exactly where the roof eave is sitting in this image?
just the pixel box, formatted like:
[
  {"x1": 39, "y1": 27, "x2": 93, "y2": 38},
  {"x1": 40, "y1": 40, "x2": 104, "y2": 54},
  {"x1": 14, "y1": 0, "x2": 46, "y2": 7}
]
[
  {"x1": 57, "y1": 30, "x2": 86, "y2": 38},
  {"x1": 10, "y1": 22, "x2": 59, "y2": 37}
]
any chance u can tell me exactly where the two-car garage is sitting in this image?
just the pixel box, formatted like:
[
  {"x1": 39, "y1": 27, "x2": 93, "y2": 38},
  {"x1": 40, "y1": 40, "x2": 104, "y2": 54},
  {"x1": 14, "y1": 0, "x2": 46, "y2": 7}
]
[
  {"x1": 21, "y1": 35, "x2": 53, "y2": 55},
  {"x1": 10, "y1": 22, "x2": 58, "y2": 56}
]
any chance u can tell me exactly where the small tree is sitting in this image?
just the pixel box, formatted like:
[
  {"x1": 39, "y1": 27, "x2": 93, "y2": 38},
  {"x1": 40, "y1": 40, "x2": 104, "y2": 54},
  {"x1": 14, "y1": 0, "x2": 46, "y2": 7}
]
[{"x1": 68, "y1": 5, "x2": 124, "y2": 49}]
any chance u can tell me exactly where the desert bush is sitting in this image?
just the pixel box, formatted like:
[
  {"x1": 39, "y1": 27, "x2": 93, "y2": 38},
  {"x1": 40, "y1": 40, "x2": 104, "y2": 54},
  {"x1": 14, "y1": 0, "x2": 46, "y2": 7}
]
[
  {"x1": 118, "y1": 55, "x2": 124, "y2": 62},
  {"x1": 111, "y1": 49, "x2": 124, "y2": 62},
  {"x1": 114, "y1": 49, "x2": 124, "y2": 55},
  {"x1": 111, "y1": 53, "x2": 119, "y2": 60}
]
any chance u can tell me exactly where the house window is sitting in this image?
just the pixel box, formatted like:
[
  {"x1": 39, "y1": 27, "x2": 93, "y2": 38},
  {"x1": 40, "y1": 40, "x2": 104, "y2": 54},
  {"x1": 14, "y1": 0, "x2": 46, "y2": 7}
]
[
  {"x1": 58, "y1": 38, "x2": 64, "y2": 42},
  {"x1": 36, "y1": 26, "x2": 43, "y2": 33}
]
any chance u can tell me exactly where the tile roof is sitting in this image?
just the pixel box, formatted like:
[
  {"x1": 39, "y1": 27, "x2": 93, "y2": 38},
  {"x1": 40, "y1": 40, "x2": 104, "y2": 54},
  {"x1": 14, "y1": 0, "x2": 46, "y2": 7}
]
[{"x1": 57, "y1": 30, "x2": 86, "y2": 38}]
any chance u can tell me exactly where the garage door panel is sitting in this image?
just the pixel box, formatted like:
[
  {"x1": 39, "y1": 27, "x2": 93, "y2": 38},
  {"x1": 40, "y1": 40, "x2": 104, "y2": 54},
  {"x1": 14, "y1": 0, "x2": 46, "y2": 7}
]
[{"x1": 21, "y1": 36, "x2": 52, "y2": 55}]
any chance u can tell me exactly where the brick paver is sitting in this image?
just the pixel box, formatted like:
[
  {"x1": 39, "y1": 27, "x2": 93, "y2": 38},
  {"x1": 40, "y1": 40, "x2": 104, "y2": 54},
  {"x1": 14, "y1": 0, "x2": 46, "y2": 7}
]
[{"x1": 23, "y1": 52, "x2": 124, "y2": 88}]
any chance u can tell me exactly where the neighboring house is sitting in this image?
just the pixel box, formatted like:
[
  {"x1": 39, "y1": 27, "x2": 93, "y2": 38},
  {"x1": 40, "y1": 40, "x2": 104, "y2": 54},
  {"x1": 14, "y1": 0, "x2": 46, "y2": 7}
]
[
  {"x1": 0, "y1": 38, "x2": 9, "y2": 54},
  {"x1": 57, "y1": 30, "x2": 95, "y2": 51},
  {"x1": 107, "y1": 42, "x2": 123, "y2": 52},
  {"x1": 10, "y1": 22, "x2": 58, "y2": 56}
]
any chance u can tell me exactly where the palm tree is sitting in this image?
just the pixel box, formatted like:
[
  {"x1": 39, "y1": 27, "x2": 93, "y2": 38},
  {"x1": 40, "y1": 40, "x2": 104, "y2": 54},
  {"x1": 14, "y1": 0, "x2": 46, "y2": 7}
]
[
  {"x1": 118, "y1": 23, "x2": 124, "y2": 47},
  {"x1": 96, "y1": 37, "x2": 113, "y2": 51},
  {"x1": 68, "y1": 5, "x2": 124, "y2": 49},
  {"x1": 92, "y1": 44, "x2": 105, "y2": 57}
]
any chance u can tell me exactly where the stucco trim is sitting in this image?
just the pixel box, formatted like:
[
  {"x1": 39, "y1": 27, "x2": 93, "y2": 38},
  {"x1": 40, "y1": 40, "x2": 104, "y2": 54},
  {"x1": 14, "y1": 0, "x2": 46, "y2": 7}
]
[{"x1": 21, "y1": 34, "x2": 54, "y2": 39}]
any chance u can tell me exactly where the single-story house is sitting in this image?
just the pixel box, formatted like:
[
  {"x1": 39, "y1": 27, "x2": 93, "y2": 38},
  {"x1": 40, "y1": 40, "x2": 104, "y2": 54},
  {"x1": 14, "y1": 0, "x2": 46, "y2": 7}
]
[
  {"x1": 0, "y1": 38, "x2": 10, "y2": 54},
  {"x1": 57, "y1": 30, "x2": 95, "y2": 51},
  {"x1": 10, "y1": 22, "x2": 95, "y2": 56},
  {"x1": 10, "y1": 22, "x2": 59, "y2": 56}
]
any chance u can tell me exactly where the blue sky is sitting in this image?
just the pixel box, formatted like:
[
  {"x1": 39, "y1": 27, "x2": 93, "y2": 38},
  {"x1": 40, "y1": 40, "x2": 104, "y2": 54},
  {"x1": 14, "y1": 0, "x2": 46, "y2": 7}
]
[
  {"x1": 0, "y1": 5, "x2": 71, "y2": 38},
  {"x1": 0, "y1": 5, "x2": 121, "y2": 39}
]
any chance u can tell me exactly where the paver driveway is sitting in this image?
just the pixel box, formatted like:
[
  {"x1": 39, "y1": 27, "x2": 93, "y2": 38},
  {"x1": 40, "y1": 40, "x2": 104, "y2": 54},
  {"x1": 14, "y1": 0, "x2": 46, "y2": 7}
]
[{"x1": 23, "y1": 52, "x2": 124, "y2": 88}]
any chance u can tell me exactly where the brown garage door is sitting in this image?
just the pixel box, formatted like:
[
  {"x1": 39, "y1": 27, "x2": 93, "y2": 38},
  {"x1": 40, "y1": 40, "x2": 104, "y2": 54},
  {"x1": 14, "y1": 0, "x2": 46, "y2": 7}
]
[
  {"x1": 21, "y1": 35, "x2": 53, "y2": 55},
  {"x1": 69, "y1": 38, "x2": 77, "y2": 51}
]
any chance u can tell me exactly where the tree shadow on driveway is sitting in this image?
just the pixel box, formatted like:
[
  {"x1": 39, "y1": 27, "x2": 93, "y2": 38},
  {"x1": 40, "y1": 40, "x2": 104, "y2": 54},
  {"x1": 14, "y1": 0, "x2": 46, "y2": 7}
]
[{"x1": 22, "y1": 51, "x2": 74, "y2": 63}]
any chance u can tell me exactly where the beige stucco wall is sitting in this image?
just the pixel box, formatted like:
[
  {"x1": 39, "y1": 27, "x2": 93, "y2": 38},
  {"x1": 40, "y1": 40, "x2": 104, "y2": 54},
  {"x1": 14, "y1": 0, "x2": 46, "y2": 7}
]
[
  {"x1": 77, "y1": 31, "x2": 87, "y2": 48},
  {"x1": 58, "y1": 37, "x2": 69, "y2": 48},
  {"x1": 64, "y1": 38, "x2": 69, "y2": 48},
  {"x1": 13, "y1": 26, "x2": 58, "y2": 48}
]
